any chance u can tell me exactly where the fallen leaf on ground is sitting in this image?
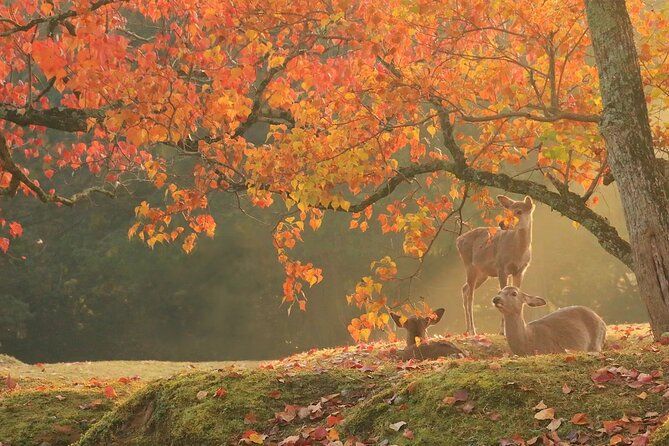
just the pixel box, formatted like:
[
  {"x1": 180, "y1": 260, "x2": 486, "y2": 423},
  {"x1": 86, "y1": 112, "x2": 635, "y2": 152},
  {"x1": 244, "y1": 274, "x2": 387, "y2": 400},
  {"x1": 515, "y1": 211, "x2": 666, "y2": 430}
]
[
  {"x1": 79, "y1": 399, "x2": 103, "y2": 410},
  {"x1": 240, "y1": 430, "x2": 266, "y2": 445},
  {"x1": 571, "y1": 413, "x2": 589, "y2": 425},
  {"x1": 534, "y1": 408, "x2": 555, "y2": 420},
  {"x1": 453, "y1": 389, "x2": 469, "y2": 402},
  {"x1": 5, "y1": 374, "x2": 17, "y2": 391},
  {"x1": 104, "y1": 385, "x2": 117, "y2": 399},
  {"x1": 610, "y1": 434, "x2": 624, "y2": 445},
  {"x1": 546, "y1": 418, "x2": 562, "y2": 431},
  {"x1": 214, "y1": 387, "x2": 227, "y2": 398},
  {"x1": 244, "y1": 412, "x2": 257, "y2": 424},
  {"x1": 389, "y1": 421, "x2": 407, "y2": 431},
  {"x1": 591, "y1": 368, "x2": 615, "y2": 384}
]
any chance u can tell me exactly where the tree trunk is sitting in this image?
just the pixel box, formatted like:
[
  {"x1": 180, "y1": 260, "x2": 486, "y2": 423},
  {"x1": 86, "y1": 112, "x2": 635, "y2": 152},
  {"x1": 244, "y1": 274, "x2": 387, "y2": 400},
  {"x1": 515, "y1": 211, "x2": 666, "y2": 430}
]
[{"x1": 585, "y1": 0, "x2": 669, "y2": 338}]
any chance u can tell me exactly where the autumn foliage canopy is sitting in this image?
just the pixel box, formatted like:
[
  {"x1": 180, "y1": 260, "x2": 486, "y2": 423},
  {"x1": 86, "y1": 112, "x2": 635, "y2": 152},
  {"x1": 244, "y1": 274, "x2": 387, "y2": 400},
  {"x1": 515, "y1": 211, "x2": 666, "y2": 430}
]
[{"x1": 1, "y1": 0, "x2": 668, "y2": 340}]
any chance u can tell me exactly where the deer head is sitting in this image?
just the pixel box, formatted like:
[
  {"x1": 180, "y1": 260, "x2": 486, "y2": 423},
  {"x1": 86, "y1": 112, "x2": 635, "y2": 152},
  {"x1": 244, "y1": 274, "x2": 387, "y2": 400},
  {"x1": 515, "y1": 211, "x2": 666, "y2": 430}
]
[
  {"x1": 498, "y1": 195, "x2": 535, "y2": 229},
  {"x1": 391, "y1": 308, "x2": 445, "y2": 346},
  {"x1": 492, "y1": 286, "x2": 546, "y2": 316}
]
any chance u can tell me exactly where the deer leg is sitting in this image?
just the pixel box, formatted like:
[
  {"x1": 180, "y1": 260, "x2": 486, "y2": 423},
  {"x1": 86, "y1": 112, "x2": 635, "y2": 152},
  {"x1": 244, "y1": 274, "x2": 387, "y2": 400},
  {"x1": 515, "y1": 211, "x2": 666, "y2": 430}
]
[
  {"x1": 512, "y1": 270, "x2": 525, "y2": 287},
  {"x1": 497, "y1": 268, "x2": 509, "y2": 335},
  {"x1": 498, "y1": 268, "x2": 509, "y2": 289},
  {"x1": 461, "y1": 282, "x2": 473, "y2": 335},
  {"x1": 462, "y1": 272, "x2": 478, "y2": 335}
]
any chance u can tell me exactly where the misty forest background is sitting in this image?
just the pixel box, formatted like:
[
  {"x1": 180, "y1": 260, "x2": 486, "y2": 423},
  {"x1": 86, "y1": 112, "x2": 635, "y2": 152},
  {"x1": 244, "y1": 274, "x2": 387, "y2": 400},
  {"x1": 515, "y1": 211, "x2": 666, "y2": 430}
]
[
  {"x1": 0, "y1": 129, "x2": 642, "y2": 364},
  {"x1": 0, "y1": 5, "x2": 653, "y2": 365}
]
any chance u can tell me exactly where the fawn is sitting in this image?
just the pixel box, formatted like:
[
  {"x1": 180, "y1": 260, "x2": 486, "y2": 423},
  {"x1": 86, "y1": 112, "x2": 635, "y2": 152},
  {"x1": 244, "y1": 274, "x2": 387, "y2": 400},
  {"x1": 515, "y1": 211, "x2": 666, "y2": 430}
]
[
  {"x1": 391, "y1": 309, "x2": 464, "y2": 360},
  {"x1": 456, "y1": 195, "x2": 535, "y2": 334},
  {"x1": 492, "y1": 286, "x2": 606, "y2": 356}
]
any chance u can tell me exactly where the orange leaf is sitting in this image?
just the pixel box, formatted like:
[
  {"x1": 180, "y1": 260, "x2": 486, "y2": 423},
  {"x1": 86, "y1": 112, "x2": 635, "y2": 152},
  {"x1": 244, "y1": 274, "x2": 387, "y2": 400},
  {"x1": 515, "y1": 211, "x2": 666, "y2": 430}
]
[
  {"x1": 103, "y1": 386, "x2": 117, "y2": 399},
  {"x1": 570, "y1": 413, "x2": 589, "y2": 425}
]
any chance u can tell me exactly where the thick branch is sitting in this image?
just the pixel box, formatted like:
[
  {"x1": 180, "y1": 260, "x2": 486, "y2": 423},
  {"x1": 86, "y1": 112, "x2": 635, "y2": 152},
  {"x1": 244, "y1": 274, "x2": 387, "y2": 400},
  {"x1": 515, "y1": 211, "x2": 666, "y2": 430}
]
[
  {"x1": 0, "y1": 0, "x2": 124, "y2": 37},
  {"x1": 0, "y1": 134, "x2": 116, "y2": 206},
  {"x1": 337, "y1": 159, "x2": 633, "y2": 268},
  {"x1": 458, "y1": 110, "x2": 600, "y2": 124},
  {"x1": 0, "y1": 106, "x2": 106, "y2": 132}
]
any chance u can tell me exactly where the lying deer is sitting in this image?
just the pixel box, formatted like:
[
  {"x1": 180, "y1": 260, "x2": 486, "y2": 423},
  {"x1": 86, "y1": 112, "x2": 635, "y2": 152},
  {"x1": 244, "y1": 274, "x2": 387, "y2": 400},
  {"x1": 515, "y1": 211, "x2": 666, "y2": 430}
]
[
  {"x1": 456, "y1": 195, "x2": 535, "y2": 334},
  {"x1": 391, "y1": 309, "x2": 464, "y2": 360},
  {"x1": 492, "y1": 286, "x2": 606, "y2": 356}
]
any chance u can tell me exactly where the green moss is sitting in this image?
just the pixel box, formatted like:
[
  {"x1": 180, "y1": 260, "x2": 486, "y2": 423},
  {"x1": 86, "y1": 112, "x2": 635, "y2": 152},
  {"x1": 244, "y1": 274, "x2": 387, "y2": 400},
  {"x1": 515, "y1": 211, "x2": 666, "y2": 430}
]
[
  {"x1": 652, "y1": 419, "x2": 669, "y2": 446},
  {"x1": 0, "y1": 389, "x2": 114, "y2": 446},
  {"x1": 343, "y1": 352, "x2": 669, "y2": 446},
  {"x1": 1, "y1": 326, "x2": 667, "y2": 445},
  {"x1": 0, "y1": 354, "x2": 24, "y2": 366},
  {"x1": 78, "y1": 368, "x2": 388, "y2": 446}
]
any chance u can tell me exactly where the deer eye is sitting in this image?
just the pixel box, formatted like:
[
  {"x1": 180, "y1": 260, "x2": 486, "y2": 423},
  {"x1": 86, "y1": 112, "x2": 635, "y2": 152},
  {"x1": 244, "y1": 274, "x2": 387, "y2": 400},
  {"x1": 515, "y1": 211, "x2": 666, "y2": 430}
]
[
  {"x1": 511, "y1": 291, "x2": 517, "y2": 296},
  {"x1": 515, "y1": 210, "x2": 522, "y2": 215}
]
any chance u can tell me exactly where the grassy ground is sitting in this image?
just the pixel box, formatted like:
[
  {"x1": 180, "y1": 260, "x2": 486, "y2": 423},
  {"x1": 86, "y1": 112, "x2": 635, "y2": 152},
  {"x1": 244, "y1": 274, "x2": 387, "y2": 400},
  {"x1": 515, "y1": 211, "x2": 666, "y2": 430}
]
[
  {"x1": 1, "y1": 324, "x2": 668, "y2": 446},
  {"x1": 0, "y1": 359, "x2": 257, "y2": 445}
]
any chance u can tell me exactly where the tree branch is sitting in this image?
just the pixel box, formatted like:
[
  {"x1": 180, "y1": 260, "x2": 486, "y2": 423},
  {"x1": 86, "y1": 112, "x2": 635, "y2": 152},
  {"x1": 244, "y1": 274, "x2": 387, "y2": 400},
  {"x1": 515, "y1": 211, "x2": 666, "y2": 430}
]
[
  {"x1": 0, "y1": 134, "x2": 117, "y2": 206},
  {"x1": 0, "y1": 0, "x2": 124, "y2": 37},
  {"x1": 0, "y1": 106, "x2": 106, "y2": 132},
  {"x1": 329, "y1": 158, "x2": 633, "y2": 268}
]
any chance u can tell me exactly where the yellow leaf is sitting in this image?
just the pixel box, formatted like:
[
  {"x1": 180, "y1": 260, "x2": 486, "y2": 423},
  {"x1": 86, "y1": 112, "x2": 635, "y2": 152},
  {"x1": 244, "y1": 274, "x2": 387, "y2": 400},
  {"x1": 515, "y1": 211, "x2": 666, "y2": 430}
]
[
  {"x1": 268, "y1": 55, "x2": 285, "y2": 68},
  {"x1": 534, "y1": 408, "x2": 555, "y2": 420}
]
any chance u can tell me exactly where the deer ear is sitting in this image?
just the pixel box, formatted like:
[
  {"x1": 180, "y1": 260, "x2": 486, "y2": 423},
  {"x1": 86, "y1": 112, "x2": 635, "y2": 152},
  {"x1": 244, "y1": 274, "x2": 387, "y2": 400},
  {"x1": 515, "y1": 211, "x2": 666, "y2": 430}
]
[
  {"x1": 523, "y1": 196, "x2": 534, "y2": 210},
  {"x1": 524, "y1": 293, "x2": 546, "y2": 307},
  {"x1": 430, "y1": 308, "x2": 445, "y2": 325},
  {"x1": 390, "y1": 312, "x2": 404, "y2": 328},
  {"x1": 497, "y1": 195, "x2": 514, "y2": 208}
]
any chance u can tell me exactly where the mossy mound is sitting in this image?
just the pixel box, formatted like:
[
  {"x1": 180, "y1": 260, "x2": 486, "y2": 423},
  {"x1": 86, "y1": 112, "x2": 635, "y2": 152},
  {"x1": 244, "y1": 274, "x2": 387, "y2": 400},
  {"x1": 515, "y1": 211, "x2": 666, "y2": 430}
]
[
  {"x1": 77, "y1": 367, "x2": 391, "y2": 445},
  {"x1": 0, "y1": 388, "x2": 115, "y2": 446},
  {"x1": 0, "y1": 354, "x2": 24, "y2": 366},
  {"x1": 343, "y1": 350, "x2": 669, "y2": 445},
  {"x1": 1, "y1": 325, "x2": 667, "y2": 445},
  {"x1": 77, "y1": 345, "x2": 668, "y2": 446}
]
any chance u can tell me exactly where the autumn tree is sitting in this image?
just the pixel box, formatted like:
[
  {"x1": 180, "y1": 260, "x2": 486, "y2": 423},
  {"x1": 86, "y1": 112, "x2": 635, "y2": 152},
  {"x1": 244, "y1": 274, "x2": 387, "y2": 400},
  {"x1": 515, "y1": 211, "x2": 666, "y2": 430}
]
[
  {"x1": 585, "y1": 0, "x2": 669, "y2": 337},
  {"x1": 0, "y1": 0, "x2": 667, "y2": 338}
]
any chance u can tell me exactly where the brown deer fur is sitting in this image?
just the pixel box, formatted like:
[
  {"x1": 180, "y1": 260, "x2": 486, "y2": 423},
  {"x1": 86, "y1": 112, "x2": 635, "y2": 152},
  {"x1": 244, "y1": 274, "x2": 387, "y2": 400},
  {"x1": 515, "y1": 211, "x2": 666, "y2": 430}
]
[
  {"x1": 456, "y1": 195, "x2": 535, "y2": 334},
  {"x1": 492, "y1": 286, "x2": 606, "y2": 356},
  {"x1": 391, "y1": 309, "x2": 464, "y2": 360}
]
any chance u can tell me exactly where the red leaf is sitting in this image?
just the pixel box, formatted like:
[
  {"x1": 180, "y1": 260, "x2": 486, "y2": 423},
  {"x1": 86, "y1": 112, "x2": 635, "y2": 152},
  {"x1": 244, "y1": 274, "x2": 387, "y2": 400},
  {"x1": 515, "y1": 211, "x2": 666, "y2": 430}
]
[
  {"x1": 103, "y1": 385, "x2": 117, "y2": 399},
  {"x1": 214, "y1": 387, "x2": 227, "y2": 398},
  {"x1": 0, "y1": 237, "x2": 9, "y2": 253},
  {"x1": 8, "y1": 222, "x2": 22, "y2": 238},
  {"x1": 326, "y1": 414, "x2": 343, "y2": 427},
  {"x1": 310, "y1": 426, "x2": 328, "y2": 440},
  {"x1": 591, "y1": 368, "x2": 615, "y2": 384}
]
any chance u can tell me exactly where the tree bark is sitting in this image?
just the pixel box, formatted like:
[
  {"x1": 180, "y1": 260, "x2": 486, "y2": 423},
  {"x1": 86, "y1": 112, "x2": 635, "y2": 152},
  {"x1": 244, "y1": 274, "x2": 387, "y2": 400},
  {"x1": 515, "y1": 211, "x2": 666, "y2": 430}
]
[{"x1": 585, "y1": 0, "x2": 669, "y2": 338}]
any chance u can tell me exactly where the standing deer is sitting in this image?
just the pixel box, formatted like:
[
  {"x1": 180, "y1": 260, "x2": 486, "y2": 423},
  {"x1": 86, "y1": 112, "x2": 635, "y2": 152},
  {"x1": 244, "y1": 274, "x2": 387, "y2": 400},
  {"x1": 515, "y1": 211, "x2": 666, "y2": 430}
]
[
  {"x1": 492, "y1": 286, "x2": 606, "y2": 355},
  {"x1": 456, "y1": 195, "x2": 535, "y2": 334},
  {"x1": 390, "y1": 309, "x2": 464, "y2": 360}
]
